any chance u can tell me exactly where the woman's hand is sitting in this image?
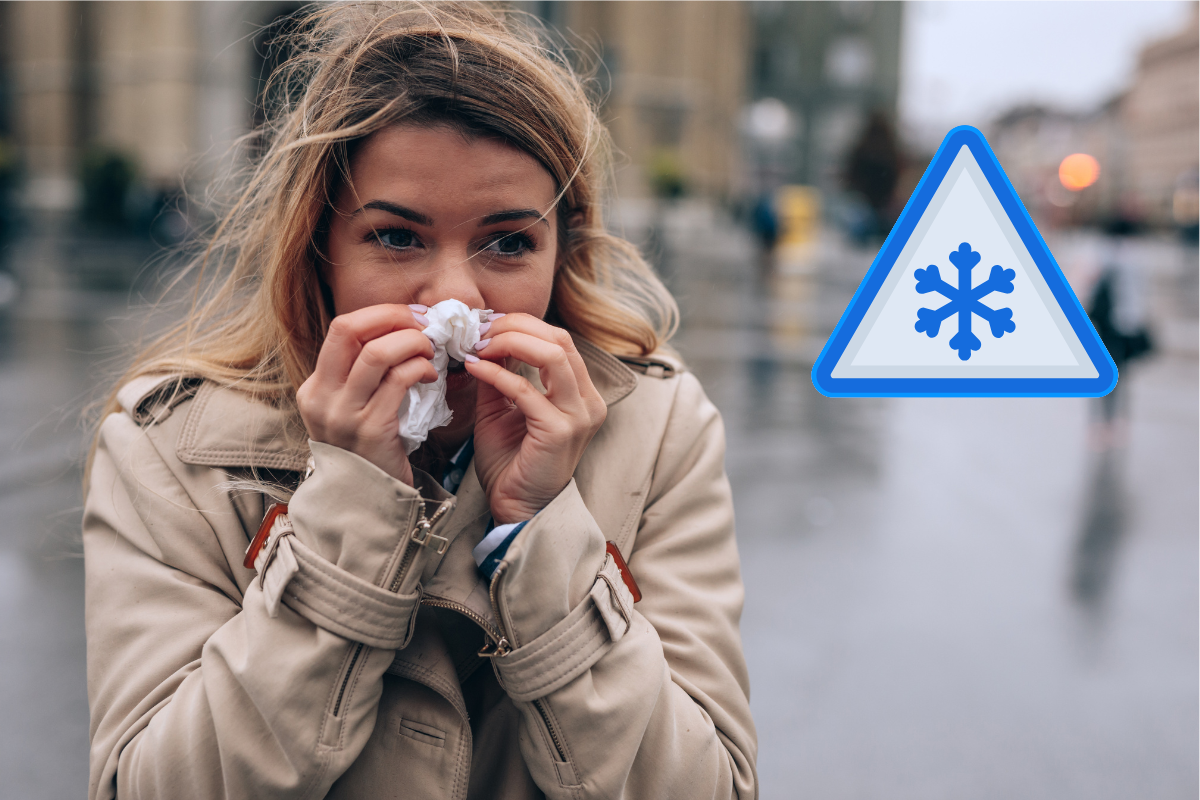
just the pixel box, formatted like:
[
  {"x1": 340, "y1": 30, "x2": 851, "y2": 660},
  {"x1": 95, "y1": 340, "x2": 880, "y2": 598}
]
[
  {"x1": 465, "y1": 314, "x2": 608, "y2": 523},
  {"x1": 297, "y1": 304, "x2": 437, "y2": 485}
]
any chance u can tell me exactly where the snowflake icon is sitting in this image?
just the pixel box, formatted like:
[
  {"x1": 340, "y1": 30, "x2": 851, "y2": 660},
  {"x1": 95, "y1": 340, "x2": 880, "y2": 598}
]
[{"x1": 914, "y1": 242, "x2": 1017, "y2": 360}]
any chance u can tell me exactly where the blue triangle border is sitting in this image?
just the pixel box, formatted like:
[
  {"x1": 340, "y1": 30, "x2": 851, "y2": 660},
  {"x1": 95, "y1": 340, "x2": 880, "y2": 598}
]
[{"x1": 811, "y1": 125, "x2": 1118, "y2": 398}]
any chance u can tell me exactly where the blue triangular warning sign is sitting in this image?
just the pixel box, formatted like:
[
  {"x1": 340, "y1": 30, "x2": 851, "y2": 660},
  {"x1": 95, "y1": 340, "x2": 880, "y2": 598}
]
[{"x1": 812, "y1": 126, "x2": 1117, "y2": 398}]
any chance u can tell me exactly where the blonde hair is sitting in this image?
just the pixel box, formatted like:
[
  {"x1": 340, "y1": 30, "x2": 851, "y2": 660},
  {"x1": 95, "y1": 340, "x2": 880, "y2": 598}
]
[{"x1": 89, "y1": 1, "x2": 677, "y2": 471}]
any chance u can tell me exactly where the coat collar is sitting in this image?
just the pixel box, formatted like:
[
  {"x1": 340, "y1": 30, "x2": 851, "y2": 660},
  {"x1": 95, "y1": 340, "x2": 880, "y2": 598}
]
[{"x1": 154, "y1": 334, "x2": 640, "y2": 471}]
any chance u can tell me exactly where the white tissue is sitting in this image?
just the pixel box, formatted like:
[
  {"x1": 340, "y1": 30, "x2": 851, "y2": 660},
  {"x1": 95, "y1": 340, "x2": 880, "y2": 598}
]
[{"x1": 397, "y1": 299, "x2": 490, "y2": 454}]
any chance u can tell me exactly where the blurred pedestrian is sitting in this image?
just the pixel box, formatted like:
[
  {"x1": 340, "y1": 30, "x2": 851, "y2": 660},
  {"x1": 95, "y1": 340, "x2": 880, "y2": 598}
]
[
  {"x1": 751, "y1": 190, "x2": 779, "y2": 282},
  {"x1": 844, "y1": 110, "x2": 901, "y2": 245},
  {"x1": 1087, "y1": 217, "x2": 1154, "y2": 447},
  {"x1": 81, "y1": 4, "x2": 757, "y2": 800}
]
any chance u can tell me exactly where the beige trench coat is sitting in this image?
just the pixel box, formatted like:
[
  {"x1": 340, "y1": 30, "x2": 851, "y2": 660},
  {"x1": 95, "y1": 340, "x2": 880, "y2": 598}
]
[{"x1": 84, "y1": 339, "x2": 758, "y2": 800}]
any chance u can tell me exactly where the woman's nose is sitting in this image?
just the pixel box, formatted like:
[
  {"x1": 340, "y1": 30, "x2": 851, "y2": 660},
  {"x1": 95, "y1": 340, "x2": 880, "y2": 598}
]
[{"x1": 412, "y1": 252, "x2": 486, "y2": 311}]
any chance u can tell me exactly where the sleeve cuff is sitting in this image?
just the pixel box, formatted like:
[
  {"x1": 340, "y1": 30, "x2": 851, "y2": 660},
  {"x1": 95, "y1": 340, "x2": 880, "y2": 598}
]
[
  {"x1": 288, "y1": 441, "x2": 425, "y2": 584},
  {"x1": 489, "y1": 479, "x2": 609, "y2": 646}
]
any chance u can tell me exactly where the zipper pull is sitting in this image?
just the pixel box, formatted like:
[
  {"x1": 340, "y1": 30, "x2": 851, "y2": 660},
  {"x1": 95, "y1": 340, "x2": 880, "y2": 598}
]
[
  {"x1": 477, "y1": 635, "x2": 512, "y2": 659},
  {"x1": 478, "y1": 561, "x2": 514, "y2": 658},
  {"x1": 390, "y1": 497, "x2": 457, "y2": 596},
  {"x1": 410, "y1": 497, "x2": 455, "y2": 554}
]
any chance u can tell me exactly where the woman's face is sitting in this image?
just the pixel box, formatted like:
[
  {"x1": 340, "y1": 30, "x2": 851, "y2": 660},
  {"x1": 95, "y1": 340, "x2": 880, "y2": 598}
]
[
  {"x1": 323, "y1": 123, "x2": 561, "y2": 444},
  {"x1": 324, "y1": 123, "x2": 559, "y2": 318}
]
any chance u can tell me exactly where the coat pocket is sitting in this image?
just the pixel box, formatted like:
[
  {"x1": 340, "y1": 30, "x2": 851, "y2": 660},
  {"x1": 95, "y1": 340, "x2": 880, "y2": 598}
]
[{"x1": 398, "y1": 718, "x2": 447, "y2": 748}]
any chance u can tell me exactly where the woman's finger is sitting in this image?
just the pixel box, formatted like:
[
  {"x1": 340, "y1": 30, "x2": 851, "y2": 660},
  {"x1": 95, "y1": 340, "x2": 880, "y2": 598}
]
[
  {"x1": 344, "y1": 328, "x2": 435, "y2": 405},
  {"x1": 465, "y1": 358, "x2": 561, "y2": 425},
  {"x1": 475, "y1": 330, "x2": 582, "y2": 407},
  {"x1": 313, "y1": 304, "x2": 426, "y2": 383},
  {"x1": 361, "y1": 356, "x2": 438, "y2": 422},
  {"x1": 482, "y1": 313, "x2": 597, "y2": 401},
  {"x1": 471, "y1": 362, "x2": 512, "y2": 417}
]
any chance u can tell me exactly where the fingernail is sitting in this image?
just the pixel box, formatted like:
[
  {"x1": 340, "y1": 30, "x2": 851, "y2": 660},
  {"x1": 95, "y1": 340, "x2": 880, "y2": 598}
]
[
  {"x1": 478, "y1": 321, "x2": 492, "y2": 335},
  {"x1": 412, "y1": 313, "x2": 429, "y2": 326},
  {"x1": 408, "y1": 303, "x2": 428, "y2": 313},
  {"x1": 463, "y1": 353, "x2": 480, "y2": 363},
  {"x1": 486, "y1": 312, "x2": 506, "y2": 321},
  {"x1": 475, "y1": 338, "x2": 492, "y2": 350}
]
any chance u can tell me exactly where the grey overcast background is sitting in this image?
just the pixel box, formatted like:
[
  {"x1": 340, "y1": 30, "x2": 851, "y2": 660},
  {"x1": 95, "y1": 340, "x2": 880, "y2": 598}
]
[{"x1": 901, "y1": 0, "x2": 1194, "y2": 143}]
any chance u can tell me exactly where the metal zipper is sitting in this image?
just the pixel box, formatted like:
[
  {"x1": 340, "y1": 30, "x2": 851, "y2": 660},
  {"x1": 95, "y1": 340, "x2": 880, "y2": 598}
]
[
  {"x1": 420, "y1": 595, "x2": 504, "y2": 644},
  {"x1": 465, "y1": 562, "x2": 568, "y2": 763},
  {"x1": 476, "y1": 562, "x2": 513, "y2": 658},
  {"x1": 332, "y1": 642, "x2": 364, "y2": 717},
  {"x1": 333, "y1": 496, "x2": 454, "y2": 720},
  {"x1": 534, "y1": 698, "x2": 568, "y2": 762},
  {"x1": 389, "y1": 540, "x2": 421, "y2": 594}
]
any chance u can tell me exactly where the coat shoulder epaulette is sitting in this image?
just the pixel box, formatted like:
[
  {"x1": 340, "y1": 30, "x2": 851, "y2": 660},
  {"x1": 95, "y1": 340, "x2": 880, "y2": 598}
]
[
  {"x1": 116, "y1": 374, "x2": 204, "y2": 426},
  {"x1": 615, "y1": 355, "x2": 679, "y2": 379}
]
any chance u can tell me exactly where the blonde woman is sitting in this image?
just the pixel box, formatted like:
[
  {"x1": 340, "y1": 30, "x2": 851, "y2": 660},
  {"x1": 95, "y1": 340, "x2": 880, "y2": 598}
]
[{"x1": 84, "y1": 4, "x2": 757, "y2": 798}]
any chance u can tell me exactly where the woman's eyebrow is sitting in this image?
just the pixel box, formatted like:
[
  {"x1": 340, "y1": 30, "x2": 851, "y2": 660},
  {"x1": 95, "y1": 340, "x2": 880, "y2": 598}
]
[
  {"x1": 355, "y1": 200, "x2": 433, "y2": 226},
  {"x1": 478, "y1": 209, "x2": 547, "y2": 227}
]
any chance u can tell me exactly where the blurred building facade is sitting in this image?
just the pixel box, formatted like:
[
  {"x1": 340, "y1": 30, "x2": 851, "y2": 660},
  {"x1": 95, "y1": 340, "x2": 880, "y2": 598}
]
[
  {"x1": 3, "y1": 2, "x2": 272, "y2": 213},
  {"x1": 988, "y1": 4, "x2": 1198, "y2": 230},
  {"x1": 0, "y1": 1, "x2": 754, "y2": 220},
  {"x1": 2, "y1": 1, "x2": 1192, "y2": 237},
  {"x1": 746, "y1": 1, "x2": 903, "y2": 194},
  {"x1": 0, "y1": 1, "x2": 911, "y2": 227},
  {"x1": 1122, "y1": 4, "x2": 1199, "y2": 228},
  {"x1": 988, "y1": 103, "x2": 1119, "y2": 226},
  {"x1": 536, "y1": 2, "x2": 751, "y2": 203}
]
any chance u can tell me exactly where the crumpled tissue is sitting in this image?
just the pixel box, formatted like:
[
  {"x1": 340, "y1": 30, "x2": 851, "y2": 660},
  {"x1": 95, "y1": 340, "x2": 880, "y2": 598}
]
[{"x1": 397, "y1": 299, "x2": 490, "y2": 454}]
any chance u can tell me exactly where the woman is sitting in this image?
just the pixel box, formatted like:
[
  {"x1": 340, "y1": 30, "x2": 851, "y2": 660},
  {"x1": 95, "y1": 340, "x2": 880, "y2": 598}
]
[{"x1": 83, "y1": 4, "x2": 757, "y2": 799}]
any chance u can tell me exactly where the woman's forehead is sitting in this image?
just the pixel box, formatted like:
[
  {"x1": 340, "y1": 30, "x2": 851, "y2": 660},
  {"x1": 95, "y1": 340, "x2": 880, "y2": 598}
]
[{"x1": 342, "y1": 124, "x2": 557, "y2": 220}]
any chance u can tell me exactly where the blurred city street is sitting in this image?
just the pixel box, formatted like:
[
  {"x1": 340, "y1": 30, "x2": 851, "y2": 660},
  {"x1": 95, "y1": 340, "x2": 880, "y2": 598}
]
[{"x1": 0, "y1": 209, "x2": 1196, "y2": 798}]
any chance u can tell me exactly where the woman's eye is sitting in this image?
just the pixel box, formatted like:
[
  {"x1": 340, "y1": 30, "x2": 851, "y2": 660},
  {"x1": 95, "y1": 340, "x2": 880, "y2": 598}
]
[
  {"x1": 377, "y1": 229, "x2": 417, "y2": 250},
  {"x1": 484, "y1": 233, "x2": 533, "y2": 257}
]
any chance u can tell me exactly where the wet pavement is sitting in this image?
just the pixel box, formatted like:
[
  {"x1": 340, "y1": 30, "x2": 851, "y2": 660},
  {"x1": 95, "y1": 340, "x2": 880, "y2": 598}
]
[
  {"x1": 0, "y1": 212, "x2": 1196, "y2": 798},
  {"x1": 0, "y1": 219, "x2": 162, "y2": 797},
  {"x1": 670, "y1": 216, "x2": 1199, "y2": 799}
]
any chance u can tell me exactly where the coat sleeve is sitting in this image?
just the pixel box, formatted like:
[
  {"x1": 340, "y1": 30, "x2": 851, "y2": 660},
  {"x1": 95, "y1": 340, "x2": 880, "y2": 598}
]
[
  {"x1": 84, "y1": 412, "x2": 431, "y2": 800},
  {"x1": 489, "y1": 371, "x2": 758, "y2": 799}
]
